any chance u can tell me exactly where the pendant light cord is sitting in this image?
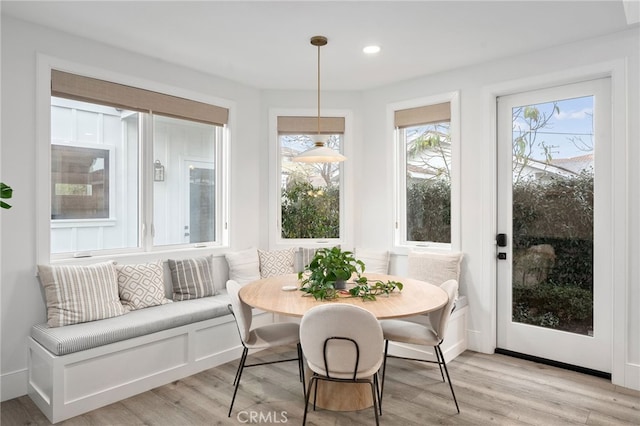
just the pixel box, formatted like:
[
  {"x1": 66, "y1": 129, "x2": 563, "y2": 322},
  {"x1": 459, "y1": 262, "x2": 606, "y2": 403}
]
[{"x1": 317, "y1": 41, "x2": 321, "y2": 137}]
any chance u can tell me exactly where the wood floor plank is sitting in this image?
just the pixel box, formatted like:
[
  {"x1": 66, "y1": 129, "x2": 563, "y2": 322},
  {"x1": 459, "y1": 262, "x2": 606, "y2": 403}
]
[{"x1": 2, "y1": 350, "x2": 638, "y2": 425}]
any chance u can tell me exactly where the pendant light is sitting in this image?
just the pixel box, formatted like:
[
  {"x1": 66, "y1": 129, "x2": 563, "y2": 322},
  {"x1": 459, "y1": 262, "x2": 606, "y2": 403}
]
[{"x1": 292, "y1": 36, "x2": 346, "y2": 163}]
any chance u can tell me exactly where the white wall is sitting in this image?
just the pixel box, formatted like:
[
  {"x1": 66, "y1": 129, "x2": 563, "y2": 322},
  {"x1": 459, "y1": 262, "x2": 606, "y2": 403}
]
[
  {"x1": 1, "y1": 14, "x2": 638, "y2": 402},
  {"x1": 0, "y1": 16, "x2": 262, "y2": 400},
  {"x1": 360, "y1": 28, "x2": 639, "y2": 389}
]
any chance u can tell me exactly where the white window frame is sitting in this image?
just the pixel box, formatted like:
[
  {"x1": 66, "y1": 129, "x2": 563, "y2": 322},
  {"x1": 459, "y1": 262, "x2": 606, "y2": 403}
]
[
  {"x1": 36, "y1": 55, "x2": 232, "y2": 264},
  {"x1": 268, "y1": 108, "x2": 354, "y2": 250},
  {"x1": 391, "y1": 91, "x2": 461, "y2": 252}
]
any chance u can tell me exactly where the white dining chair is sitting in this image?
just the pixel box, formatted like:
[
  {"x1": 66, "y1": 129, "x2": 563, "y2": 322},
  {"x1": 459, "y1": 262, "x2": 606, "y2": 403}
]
[
  {"x1": 226, "y1": 280, "x2": 305, "y2": 417},
  {"x1": 379, "y1": 279, "x2": 460, "y2": 413},
  {"x1": 300, "y1": 304, "x2": 384, "y2": 425}
]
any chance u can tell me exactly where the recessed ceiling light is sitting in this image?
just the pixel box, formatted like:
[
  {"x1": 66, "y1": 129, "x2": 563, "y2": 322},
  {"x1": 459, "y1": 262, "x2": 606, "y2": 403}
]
[{"x1": 363, "y1": 45, "x2": 381, "y2": 55}]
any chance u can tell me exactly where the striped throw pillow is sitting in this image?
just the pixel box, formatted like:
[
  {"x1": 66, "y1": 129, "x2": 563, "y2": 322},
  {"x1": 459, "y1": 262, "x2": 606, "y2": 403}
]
[
  {"x1": 116, "y1": 260, "x2": 172, "y2": 310},
  {"x1": 168, "y1": 255, "x2": 216, "y2": 301},
  {"x1": 37, "y1": 261, "x2": 127, "y2": 328}
]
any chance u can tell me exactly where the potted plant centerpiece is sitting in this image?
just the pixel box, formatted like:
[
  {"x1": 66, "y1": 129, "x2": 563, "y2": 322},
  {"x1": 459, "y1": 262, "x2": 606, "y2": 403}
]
[
  {"x1": 298, "y1": 247, "x2": 364, "y2": 299},
  {"x1": 299, "y1": 247, "x2": 403, "y2": 300}
]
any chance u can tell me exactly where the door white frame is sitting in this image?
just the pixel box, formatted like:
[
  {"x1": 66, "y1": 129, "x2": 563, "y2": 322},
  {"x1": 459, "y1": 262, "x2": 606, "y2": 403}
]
[
  {"x1": 480, "y1": 59, "x2": 628, "y2": 385},
  {"x1": 496, "y1": 78, "x2": 611, "y2": 372}
]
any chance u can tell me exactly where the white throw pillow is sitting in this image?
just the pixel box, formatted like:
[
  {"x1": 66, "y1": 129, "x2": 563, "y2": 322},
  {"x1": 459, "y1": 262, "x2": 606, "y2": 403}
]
[
  {"x1": 225, "y1": 248, "x2": 260, "y2": 285},
  {"x1": 354, "y1": 247, "x2": 390, "y2": 274},
  {"x1": 37, "y1": 261, "x2": 127, "y2": 327},
  {"x1": 258, "y1": 248, "x2": 296, "y2": 278},
  {"x1": 408, "y1": 250, "x2": 463, "y2": 299}
]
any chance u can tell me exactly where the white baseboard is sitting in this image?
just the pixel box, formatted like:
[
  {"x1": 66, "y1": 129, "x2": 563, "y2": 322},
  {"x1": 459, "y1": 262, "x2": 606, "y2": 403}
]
[
  {"x1": 1, "y1": 368, "x2": 27, "y2": 402},
  {"x1": 465, "y1": 328, "x2": 488, "y2": 353},
  {"x1": 619, "y1": 362, "x2": 640, "y2": 391}
]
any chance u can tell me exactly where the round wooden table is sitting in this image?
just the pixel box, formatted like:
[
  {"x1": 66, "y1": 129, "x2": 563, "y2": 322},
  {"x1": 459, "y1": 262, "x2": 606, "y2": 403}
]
[
  {"x1": 239, "y1": 273, "x2": 447, "y2": 319},
  {"x1": 239, "y1": 273, "x2": 448, "y2": 411}
]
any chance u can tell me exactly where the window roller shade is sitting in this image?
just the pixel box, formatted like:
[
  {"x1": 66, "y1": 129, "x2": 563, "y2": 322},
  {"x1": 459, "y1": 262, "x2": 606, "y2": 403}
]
[
  {"x1": 51, "y1": 70, "x2": 228, "y2": 126},
  {"x1": 277, "y1": 116, "x2": 345, "y2": 134},
  {"x1": 395, "y1": 102, "x2": 450, "y2": 128}
]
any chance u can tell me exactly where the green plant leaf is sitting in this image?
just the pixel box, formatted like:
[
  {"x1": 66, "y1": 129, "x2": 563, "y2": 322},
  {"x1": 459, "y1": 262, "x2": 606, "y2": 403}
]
[{"x1": 1, "y1": 182, "x2": 13, "y2": 209}]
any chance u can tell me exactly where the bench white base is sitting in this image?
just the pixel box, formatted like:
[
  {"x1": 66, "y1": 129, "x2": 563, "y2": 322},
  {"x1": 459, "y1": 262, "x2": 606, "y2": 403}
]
[{"x1": 28, "y1": 311, "x2": 272, "y2": 424}]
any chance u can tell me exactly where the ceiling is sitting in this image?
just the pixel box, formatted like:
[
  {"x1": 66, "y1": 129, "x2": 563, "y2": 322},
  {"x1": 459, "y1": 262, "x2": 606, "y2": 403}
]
[{"x1": 2, "y1": 1, "x2": 636, "y2": 91}]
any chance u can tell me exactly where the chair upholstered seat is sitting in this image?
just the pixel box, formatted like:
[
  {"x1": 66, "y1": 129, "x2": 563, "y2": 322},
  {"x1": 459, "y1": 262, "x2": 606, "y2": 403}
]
[
  {"x1": 305, "y1": 355, "x2": 382, "y2": 380},
  {"x1": 379, "y1": 320, "x2": 439, "y2": 346},
  {"x1": 245, "y1": 322, "x2": 301, "y2": 349}
]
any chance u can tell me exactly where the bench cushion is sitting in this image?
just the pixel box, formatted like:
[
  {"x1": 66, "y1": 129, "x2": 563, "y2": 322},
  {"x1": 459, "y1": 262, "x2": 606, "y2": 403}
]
[{"x1": 31, "y1": 292, "x2": 231, "y2": 356}]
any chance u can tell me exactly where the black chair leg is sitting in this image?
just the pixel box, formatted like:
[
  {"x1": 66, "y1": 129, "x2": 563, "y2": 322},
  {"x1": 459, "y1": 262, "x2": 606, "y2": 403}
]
[
  {"x1": 433, "y1": 343, "x2": 446, "y2": 382},
  {"x1": 373, "y1": 373, "x2": 382, "y2": 416},
  {"x1": 228, "y1": 347, "x2": 248, "y2": 417},
  {"x1": 298, "y1": 343, "x2": 306, "y2": 397},
  {"x1": 369, "y1": 381, "x2": 380, "y2": 426},
  {"x1": 232, "y1": 347, "x2": 247, "y2": 386},
  {"x1": 312, "y1": 375, "x2": 319, "y2": 410},
  {"x1": 436, "y1": 345, "x2": 460, "y2": 413},
  {"x1": 302, "y1": 376, "x2": 316, "y2": 425},
  {"x1": 380, "y1": 339, "x2": 390, "y2": 409}
]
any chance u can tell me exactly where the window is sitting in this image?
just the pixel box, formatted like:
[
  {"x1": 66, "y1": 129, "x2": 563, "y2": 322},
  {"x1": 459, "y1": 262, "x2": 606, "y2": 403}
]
[
  {"x1": 276, "y1": 115, "x2": 345, "y2": 243},
  {"x1": 49, "y1": 70, "x2": 228, "y2": 257},
  {"x1": 394, "y1": 95, "x2": 459, "y2": 248}
]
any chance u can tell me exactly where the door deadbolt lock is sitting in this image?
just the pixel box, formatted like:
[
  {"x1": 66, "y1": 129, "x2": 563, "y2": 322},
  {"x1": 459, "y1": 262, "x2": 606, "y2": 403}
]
[{"x1": 497, "y1": 252, "x2": 507, "y2": 260}]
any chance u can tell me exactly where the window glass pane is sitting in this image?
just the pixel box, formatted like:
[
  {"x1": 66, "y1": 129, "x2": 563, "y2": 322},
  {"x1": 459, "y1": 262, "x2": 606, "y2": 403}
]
[
  {"x1": 50, "y1": 97, "x2": 139, "y2": 253},
  {"x1": 280, "y1": 134, "x2": 341, "y2": 239},
  {"x1": 152, "y1": 115, "x2": 218, "y2": 246},
  {"x1": 51, "y1": 145, "x2": 109, "y2": 219},
  {"x1": 511, "y1": 96, "x2": 594, "y2": 335},
  {"x1": 404, "y1": 121, "x2": 451, "y2": 243}
]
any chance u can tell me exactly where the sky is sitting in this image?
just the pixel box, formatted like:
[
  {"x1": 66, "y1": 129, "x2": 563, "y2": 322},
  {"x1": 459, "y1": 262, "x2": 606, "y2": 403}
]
[{"x1": 514, "y1": 96, "x2": 594, "y2": 161}]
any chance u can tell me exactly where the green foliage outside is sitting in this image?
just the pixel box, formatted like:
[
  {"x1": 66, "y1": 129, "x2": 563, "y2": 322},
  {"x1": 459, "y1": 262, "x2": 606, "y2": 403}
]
[
  {"x1": 406, "y1": 177, "x2": 451, "y2": 243},
  {"x1": 281, "y1": 179, "x2": 339, "y2": 239},
  {"x1": 512, "y1": 171, "x2": 594, "y2": 334}
]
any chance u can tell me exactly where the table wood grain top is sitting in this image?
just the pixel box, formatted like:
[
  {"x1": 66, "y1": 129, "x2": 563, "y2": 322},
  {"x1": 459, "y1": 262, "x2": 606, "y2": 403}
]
[{"x1": 238, "y1": 273, "x2": 448, "y2": 319}]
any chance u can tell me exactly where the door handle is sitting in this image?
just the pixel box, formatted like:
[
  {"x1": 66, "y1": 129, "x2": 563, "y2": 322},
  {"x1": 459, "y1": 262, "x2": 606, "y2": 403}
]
[{"x1": 496, "y1": 233, "x2": 507, "y2": 247}]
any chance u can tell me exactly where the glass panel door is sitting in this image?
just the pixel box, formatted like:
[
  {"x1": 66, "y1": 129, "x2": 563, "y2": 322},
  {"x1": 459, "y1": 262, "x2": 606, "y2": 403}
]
[{"x1": 497, "y1": 78, "x2": 612, "y2": 373}]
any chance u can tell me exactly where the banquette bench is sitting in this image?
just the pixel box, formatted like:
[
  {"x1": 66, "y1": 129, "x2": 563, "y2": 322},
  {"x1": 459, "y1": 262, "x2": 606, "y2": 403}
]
[
  {"x1": 27, "y1": 247, "x2": 468, "y2": 423},
  {"x1": 28, "y1": 253, "x2": 275, "y2": 424}
]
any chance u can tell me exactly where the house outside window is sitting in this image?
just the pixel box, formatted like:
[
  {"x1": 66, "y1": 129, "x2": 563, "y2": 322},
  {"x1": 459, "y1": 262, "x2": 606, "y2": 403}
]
[
  {"x1": 394, "y1": 95, "x2": 460, "y2": 248},
  {"x1": 49, "y1": 70, "x2": 228, "y2": 257}
]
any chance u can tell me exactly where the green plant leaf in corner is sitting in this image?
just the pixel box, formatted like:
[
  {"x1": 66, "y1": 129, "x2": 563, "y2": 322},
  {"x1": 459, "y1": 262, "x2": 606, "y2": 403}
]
[{"x1": 1, "y1": 183, "x2": 13, "y2": 209}]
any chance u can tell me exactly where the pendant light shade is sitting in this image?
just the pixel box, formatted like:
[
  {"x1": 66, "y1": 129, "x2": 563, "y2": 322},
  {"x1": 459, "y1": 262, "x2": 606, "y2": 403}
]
[{"x1": 292, "y1": 36, "x2": 346, "y2": 163}]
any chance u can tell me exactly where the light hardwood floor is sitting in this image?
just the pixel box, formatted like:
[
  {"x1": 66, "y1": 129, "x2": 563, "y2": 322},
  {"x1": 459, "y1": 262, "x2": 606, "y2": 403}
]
[{"x1": 2, "y1": 348, "x2": 638, "y2": 425}]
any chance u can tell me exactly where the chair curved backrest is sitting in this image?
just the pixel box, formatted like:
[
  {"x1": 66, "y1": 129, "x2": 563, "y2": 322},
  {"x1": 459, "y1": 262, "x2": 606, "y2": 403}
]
[
  {"x1": 429, "y1": 279, "x2": 459, "y2": 341},
  {"x1": 227, "y1": 280, "x2": 252, "y2": 343},
  {"x1": 300, "y1": 304, "x2": 383, "y2": 379}
]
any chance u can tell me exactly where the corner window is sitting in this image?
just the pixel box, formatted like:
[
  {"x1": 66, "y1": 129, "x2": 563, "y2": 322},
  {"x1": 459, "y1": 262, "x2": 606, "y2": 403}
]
[
  {"x1": 394, "y1": 95, "x2": 460, "y2": 248},
  {"x1": 49, "y1": 70, "x2": 228, "y2": 257},
  {"x1": 275, "y1": 115, "x2": 345, "y2": 243}
]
